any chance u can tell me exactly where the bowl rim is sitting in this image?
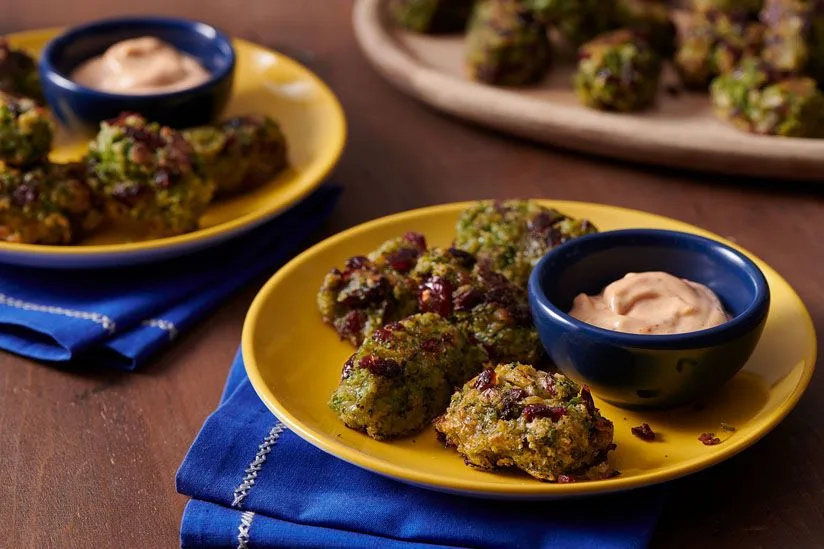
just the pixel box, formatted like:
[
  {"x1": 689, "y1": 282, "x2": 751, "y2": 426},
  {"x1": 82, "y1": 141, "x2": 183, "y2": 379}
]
[
  {"x1": 38, "y1": 15, "x2": 236, "y2": 100},
  {"x1": 527, "y1": 228, "x2": 771, "y2": 349}
]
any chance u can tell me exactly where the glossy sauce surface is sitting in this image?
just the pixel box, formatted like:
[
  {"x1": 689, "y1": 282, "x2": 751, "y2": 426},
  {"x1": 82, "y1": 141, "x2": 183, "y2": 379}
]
[
  {"x1": 71, "y1": 36, "x2": 210, "y2": 94},
  {"x1": 568, "y1": 271, "x2": 731, "y2": 335}
]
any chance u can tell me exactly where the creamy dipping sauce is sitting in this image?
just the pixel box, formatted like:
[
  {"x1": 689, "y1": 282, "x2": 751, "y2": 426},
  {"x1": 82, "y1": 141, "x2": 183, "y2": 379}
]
[
  {"x1": 568, "y1": 271, "x2": 730, "y2": 335},
  {"x1": 71, "y1": 36, "x2": 210, "y2": 94}
]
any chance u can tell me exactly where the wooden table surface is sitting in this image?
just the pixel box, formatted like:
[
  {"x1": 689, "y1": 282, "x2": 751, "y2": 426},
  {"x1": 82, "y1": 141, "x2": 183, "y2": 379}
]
[{"x1": 1, "y1": 1, "x2": 822, "y2": 547}]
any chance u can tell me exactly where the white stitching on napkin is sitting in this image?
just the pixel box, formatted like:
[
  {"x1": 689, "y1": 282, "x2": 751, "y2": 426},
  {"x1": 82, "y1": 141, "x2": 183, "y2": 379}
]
[
  {"x1": 0, "y1": 293, "x2": 116, "y2": 333},
  {"x1": 141, "y1": 318, "x2": 178, "y2": 340},
  {"x1": 232, "y1": 423, "x2": 286, "y2": 508},
  {"x1": 237, "y1": 510, "x2": 255, "y2": 549}
]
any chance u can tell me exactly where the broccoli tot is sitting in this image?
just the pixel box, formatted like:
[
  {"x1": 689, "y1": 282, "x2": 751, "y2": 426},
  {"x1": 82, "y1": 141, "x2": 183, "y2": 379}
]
[
  {"x1": 317, "y1": 232, "x2": 427, "y2": 346},
  {"x1": 759, "y1": 0, "x2": 824, "y2": 87},
  {"x1": 87, "y1": 112, "x2": 215, "y2": 238},
  {"x1": 183, "y1": 115, "x2": 288, "y2": 197},
  {"x1": 0, "y1": 39, "x2": 43, "y2": 102},
  {"x1": 0, "y1": 93, "x2": 53, "y2": 167},
  {"x1": 574, "y1": 29, "x2": 662, "y2": 112},
  {"x1": 674, "y1": 10, "x2": 764, "y2": 89},
  {"x1": 710, "y1": 58, "x2": 824, "y2": 137},
  {"x1": 466, "y1": 0, "x2": 552, "y2": 86},
  {"x1": 454, "y1": 200, "x2": 597, "y2": 289},
  {"x1": 0, "y1": 162, "x2": 103, "y2": 244},
  {"x1": 434, "y1": 363, "x2": 617, "y2": 482},
  {"x1": 329, "y1": 313, "x2": 488, "y2": 440}
]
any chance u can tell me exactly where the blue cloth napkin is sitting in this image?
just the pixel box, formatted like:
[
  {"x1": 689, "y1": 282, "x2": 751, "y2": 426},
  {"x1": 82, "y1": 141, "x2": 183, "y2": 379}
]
[
  {"x1": 176, "y1": 350, "x2": 667, "y2": 549},
  {"x1": 0, "y1": 186, "x2": 341, "y2": 369}
]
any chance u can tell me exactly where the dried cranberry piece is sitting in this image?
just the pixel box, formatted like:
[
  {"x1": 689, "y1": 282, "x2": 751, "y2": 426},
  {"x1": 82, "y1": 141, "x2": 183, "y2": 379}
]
[
  {"x1": 447, "y1": 247, "x2": 476, "y2": 268},
  {"x1": 594, "y1": 417, "x2": 613, "y2": 434},
  {"x1": 217, "y1": 130, "x2": 238, "y2": 152},
  {"x1": 547, "y1": 227, "x2": 564, "y2": 247},
  {"x1": 522, "y1": 404, "x2": 567, "y2": 422},
  {"x1": 341, "y1": 356, "x2": 356, "y2": 380},
  {"x1": 107, "y1": 111, "x2": 141, "y2": 126},
  {"x1": 122, "y1": 125, "x2": 166, "y2": 151},
  {"x1": 403, "y1": 231, "x2": 427, "y2": 251},
  {"x1": 339, "y1": 277, "x2": 391, "y2": 308},
  {"x1": 528, "y1": 211, "x2": 563, "y2": 233},
  {"x1": 557, "y1": 474, "x2": 575, "y2": 484},
  {"x1": 698, "y1": 432, "x2": 721, "y2": 446},
  {"x1": 418, "y1": 276, "x2": 453, "y2": 318},
  {"x1": 380, "y1": 299, "x2": 396, "y2": 324},
  {"x1": 372, "y1": 326, "x2": 394, "y2": 344},
  {"x1": 474, "y1": 369, "x2": 497, "y2": 391},
  {"x1": 169, "y1": 132, "x2": 194, "y2": 157},
  {"x1": 580, "y1": 386, "x2": 596, "y2": 415},
  {"x1": 384, "y1": 321, "x2": 404, "y2": 332},
  {"x1": 345, "y1": 256, "x2": 369, "y2": 270},
  {"x1": 484, "y1": 286, "x2": 516, "y2": 308},
  {"x1": 476, "y1": 264, "x2": 510, "y2": 289},
  {"x1": 359, "y1": 354, "x2": 403, "y2": 378},
  {"x1": 386, "y1": 247, "x2": 419, "y2": 273},
  {"x1": 11, "y1": 183, "x2": 37, "y2": 206},
  {"x1": 631, "y1": 423, "x2": 655, "y2": 441},
  {"x1": 453, "y1": 286, "x2": 483, "y2": 312},
  {"x1": 339, "y1": 310, "x2": 365, "y2": 340},
  {"x1": 421, "y1": 339, "x2": 440, "y2": 352},
  {"x1": 435, "y1": 429, "x2": 448, "y2": 445}
]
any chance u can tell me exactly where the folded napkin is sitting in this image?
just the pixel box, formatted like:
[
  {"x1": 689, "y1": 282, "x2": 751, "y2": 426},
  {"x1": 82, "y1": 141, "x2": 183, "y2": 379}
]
[
  {"x1": 0, "y1": 186, "x2": 341, "y2": 369},
  {"x1": 176, "y1": 350, "x2": 667, "y2": 549}
]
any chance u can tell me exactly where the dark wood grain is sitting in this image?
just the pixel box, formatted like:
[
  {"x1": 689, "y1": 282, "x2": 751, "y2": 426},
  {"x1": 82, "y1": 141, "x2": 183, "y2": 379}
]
[{"x1": 0, "y1": 1, "x2": 821, "y2": 547}]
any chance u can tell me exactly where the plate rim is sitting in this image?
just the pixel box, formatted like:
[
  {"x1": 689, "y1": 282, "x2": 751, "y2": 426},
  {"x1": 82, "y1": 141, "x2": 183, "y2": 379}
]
[
  {"x1": 352, "y1": 0, "x2": 824, "y2": 181},
  {"x1": 1, "y1": 28, "x2": 347, "y2": 262},
  {"x1": 241, "y1": 200, "x2": 817, "y2": 499}
]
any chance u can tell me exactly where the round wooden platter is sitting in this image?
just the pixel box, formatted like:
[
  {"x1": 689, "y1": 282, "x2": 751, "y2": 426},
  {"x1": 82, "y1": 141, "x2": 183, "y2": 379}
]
[{"x1": 353, "y1": 0, "x2": 824, "y2": 181}]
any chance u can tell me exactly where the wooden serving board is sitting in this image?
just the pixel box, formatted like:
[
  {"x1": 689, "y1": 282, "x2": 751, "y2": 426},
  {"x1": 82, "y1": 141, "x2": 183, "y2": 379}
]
[{"x1": 353, "y1": 0, "x2": 824, "y2": 181}]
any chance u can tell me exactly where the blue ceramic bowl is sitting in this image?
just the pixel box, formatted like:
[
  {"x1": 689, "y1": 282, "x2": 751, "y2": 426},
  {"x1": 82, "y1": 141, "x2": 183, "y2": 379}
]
[
  {"x1": 527, "y1": 229, "x2": 770, "y2": 409},
  {"x1": 39, "y1": 16, "x2": 235, "y2": 133}
]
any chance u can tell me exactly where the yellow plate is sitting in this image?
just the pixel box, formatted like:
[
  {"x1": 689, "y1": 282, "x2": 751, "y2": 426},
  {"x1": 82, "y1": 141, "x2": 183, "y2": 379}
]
[
  {"x1": 242, "y1": 201, "x2": 817, "y2": 499},
  {"x1": 1, "y1": 29, "x2": 346, "y2": 268}
]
